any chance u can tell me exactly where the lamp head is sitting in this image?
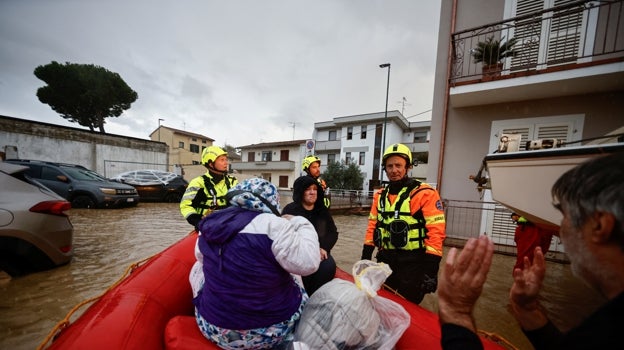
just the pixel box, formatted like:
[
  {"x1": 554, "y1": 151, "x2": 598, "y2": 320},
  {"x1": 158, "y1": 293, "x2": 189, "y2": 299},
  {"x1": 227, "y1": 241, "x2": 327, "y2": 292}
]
[{"x1": 379, "y1": 63, "x2": 391, "y2": 68}]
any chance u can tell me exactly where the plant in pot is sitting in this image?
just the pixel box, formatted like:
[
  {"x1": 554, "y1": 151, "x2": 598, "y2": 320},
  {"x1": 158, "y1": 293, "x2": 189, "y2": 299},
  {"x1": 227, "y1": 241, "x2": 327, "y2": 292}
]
[{"x1": 472, "y1": 36, "x2": 518, "y2": 80}]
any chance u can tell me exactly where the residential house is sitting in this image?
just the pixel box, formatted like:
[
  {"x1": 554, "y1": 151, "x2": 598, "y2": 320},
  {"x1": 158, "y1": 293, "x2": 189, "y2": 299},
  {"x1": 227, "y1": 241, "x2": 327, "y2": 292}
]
[
  {"x1": 232, "y1": 139, "x2": 306, "y2": 189},
  {"x1": 149, "y1": 125, "x2": 214, "y2": 174},
  {"x1": 429, "y1": 0, "x2": 624, "y2": 251},
  {"x1": 313, "y1": 111, "x2": 431, "y2": 191}
]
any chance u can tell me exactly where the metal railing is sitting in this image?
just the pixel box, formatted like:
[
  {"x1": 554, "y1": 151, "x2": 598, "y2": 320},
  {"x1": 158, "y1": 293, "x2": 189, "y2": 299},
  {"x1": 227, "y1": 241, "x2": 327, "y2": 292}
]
[
  {"x1": 444, "y1": 199, "x2": 568, "y2": 263},
  {"x1": 451, "y1": 0, "x2": 624, "y2": 85}
]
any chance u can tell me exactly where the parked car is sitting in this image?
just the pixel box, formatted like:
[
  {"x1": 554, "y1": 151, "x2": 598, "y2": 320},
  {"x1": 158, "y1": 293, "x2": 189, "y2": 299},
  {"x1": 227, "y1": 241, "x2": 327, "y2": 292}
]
[
  {"x1": 3, "y1": 159, "x2": 139, "y2": 209},
  {"x1": 110, "y1": 170, "x2": 188, "y2": 202},
  {"x1": 0, "y1": 161, "x2": 74, "y2": 276}
]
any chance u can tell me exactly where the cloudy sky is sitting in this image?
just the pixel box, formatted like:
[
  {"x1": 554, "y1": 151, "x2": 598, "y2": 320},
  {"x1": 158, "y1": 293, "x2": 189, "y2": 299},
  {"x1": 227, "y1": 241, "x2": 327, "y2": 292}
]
[{"x1": 0, "y1": 0, "x2": 441, "y2": 147}]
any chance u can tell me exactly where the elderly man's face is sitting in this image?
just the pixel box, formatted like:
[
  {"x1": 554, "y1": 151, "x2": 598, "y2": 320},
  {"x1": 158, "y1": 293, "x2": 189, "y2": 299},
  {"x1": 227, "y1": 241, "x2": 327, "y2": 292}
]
[{"x1": 558, "y1": 204, "x2": 595, "y2": 283}]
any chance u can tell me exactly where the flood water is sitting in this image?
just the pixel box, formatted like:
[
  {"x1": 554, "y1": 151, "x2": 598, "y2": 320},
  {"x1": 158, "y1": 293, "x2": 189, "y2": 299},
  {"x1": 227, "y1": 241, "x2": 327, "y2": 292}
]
[{"x1": 0, "y1": 203, "x2": 605, "y2": 350}]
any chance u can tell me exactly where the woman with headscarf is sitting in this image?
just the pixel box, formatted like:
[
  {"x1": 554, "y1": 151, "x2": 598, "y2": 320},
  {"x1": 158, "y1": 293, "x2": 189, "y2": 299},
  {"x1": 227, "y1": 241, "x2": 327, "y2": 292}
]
[
  {"x1": 189, "y1": 177, "x2": 320, "y2": 350},
  {"x1": 282, "y1": 175, "x2": 339, "y2": 295}
]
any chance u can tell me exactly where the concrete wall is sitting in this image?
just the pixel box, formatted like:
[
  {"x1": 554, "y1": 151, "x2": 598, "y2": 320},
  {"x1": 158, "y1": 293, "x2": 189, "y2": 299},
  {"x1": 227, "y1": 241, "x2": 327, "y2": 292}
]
[{"x1": 0, "y1": 115, "x2": 168, "y2": 177}]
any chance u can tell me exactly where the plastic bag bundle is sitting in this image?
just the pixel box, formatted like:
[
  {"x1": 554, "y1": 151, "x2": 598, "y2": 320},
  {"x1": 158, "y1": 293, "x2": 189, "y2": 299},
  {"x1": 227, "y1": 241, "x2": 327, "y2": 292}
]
[{"x1": 292, "y1": 260, "x2": 410, "y2": 350}]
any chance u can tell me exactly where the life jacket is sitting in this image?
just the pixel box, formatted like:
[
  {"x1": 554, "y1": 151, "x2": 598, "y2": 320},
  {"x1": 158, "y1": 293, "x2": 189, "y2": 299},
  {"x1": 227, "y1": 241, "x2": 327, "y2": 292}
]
[
  {"x1": 373, "y1": 179, "x2": 432, "y2": 251},
  {"x1": 190, "y1": 174, "x2": 234, "y2": 214}
]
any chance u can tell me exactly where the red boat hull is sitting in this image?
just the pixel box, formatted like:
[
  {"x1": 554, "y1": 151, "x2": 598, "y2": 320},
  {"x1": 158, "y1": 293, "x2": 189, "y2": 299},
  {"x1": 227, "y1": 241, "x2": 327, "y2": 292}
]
[{"x1": 46, "y1": 233, "x2": 506, "y2": 350}]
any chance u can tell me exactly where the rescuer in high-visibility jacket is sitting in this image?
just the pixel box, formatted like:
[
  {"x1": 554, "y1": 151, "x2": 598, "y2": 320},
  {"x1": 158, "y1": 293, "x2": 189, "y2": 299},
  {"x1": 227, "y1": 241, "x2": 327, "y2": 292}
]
[
  {"x1": 180, "y1": 145, "x2": 238, "y2": 230},
  {"x1": 361, "y1": 143, "x2": 446, "y2": 304},
  {"x1": 302, "y1": 155, "x2": 330, "y2": 208}
]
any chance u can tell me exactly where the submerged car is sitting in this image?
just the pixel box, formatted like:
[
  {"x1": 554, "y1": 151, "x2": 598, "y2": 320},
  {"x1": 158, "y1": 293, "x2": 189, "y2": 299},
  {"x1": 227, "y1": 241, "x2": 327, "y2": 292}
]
[
  {"x1": 0, "y1": 161, "x2": 74, "y2": 276},
  {"x1": 4, "y1": 159, "x2": 139, "y2": 209},
  {"x1": 110, "y1": 170, "x2": 188, "y2": 202}
]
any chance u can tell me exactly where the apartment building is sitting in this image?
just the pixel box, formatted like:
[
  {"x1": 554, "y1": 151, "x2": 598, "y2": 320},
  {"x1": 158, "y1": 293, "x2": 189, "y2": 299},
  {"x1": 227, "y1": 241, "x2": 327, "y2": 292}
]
[
  {"x1": 312, "y1": 111, "x2": 431, "y2": 191},
  {"x1": 231, "y1": 139, "x2": 307, "y2": 189},
  {"x1": 149, "y1": 126, "x2": 214, "y2": 172},
  {"x1": 429, "y1": 0, "x2": 624, "y2": 248}
]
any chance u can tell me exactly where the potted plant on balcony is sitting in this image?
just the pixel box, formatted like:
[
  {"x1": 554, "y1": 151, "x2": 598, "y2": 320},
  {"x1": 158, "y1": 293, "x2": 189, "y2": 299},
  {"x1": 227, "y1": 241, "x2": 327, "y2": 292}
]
[{"x1": 472, "y1": 35, "x2": 518, "y2": 80}]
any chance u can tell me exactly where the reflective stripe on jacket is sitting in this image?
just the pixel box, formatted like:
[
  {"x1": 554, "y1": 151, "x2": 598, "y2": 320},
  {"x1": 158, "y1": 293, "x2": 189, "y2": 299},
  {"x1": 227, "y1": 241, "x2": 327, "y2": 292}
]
[{"x1": 180, "y1": 172, "x2": 238, "y2": 219}]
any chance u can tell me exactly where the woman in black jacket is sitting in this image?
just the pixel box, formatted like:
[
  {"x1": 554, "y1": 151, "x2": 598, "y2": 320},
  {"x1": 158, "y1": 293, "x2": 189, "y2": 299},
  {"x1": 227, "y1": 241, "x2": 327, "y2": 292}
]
[{"x1": 282, "y1": 175, "x2": 339, "y2": 295}]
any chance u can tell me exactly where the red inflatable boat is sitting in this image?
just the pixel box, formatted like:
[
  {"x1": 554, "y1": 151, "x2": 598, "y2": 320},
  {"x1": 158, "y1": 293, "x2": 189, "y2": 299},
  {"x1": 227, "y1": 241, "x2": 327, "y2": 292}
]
[{"x1": 42, "y1": 232, "x2": 509, "y2": 350}]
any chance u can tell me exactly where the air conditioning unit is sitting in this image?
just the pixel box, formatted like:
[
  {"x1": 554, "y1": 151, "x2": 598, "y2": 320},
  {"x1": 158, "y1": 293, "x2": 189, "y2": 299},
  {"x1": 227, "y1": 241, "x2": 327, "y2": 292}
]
[{"x1": 525, "y1": 138, "x2": 563, "y2": 150}]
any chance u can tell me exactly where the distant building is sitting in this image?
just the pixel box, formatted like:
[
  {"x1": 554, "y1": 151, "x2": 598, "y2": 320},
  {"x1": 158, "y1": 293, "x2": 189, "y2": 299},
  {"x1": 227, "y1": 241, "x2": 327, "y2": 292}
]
[
  {"x1": 312, "y1": 111, "x2": 431, "y2": 191},
  {"x1": 149, "y1": 126, "x2": 214, "y2": 171},
  {"x1": 232, "y1": 139, "x2": 306, "y2": 189}
]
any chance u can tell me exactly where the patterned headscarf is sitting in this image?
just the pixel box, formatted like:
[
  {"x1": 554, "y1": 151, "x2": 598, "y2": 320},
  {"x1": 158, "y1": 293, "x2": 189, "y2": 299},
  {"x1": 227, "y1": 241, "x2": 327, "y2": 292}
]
[{"x1": 226, "y1": 177, "x2": 281, "y2": 215}]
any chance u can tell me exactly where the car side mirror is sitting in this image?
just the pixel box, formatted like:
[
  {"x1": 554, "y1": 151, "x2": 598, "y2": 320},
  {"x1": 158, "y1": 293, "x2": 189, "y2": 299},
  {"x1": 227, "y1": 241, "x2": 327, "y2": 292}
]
[{"x1": 57, "y1": 175, "x2": 69, "y2": 183}]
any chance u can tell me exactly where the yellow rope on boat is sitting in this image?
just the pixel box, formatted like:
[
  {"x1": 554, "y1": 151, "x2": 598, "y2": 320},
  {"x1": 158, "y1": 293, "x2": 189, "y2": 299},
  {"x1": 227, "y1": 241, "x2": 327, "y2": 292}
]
[
  {"x1": 477, "y1": 330, "x2": 519, "y2": 350},
  {"x1": 36, "y1": 255, "x2": 154, "y2": 350}
]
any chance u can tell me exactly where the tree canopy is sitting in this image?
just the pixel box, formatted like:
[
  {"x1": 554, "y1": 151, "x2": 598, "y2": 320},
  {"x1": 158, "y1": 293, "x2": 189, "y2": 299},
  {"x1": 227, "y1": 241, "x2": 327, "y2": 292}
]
[
  {"x1": 34, "y1": 61, "x2": 138, "y2": 133},
  {"x1": 322, "y1": 160, "x2": 364, "y2": 190}
]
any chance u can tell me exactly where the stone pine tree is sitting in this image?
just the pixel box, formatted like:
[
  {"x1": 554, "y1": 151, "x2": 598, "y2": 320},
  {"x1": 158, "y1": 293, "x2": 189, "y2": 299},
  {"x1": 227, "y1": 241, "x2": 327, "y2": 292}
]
[{"x1": 34, "y1": 61, "x2": 138, "y2": 133}]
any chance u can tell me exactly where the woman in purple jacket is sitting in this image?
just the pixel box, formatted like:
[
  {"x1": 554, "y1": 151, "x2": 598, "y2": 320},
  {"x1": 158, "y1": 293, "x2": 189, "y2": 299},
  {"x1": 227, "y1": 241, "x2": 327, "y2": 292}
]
[{"x1": 189, "y1": 177, "x2": 320, "y2": 349}]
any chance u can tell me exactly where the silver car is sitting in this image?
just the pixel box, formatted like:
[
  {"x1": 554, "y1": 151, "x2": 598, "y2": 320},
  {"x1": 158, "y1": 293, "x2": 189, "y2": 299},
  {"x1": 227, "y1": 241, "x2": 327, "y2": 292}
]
[{"x1": 0, "y1": 161, "x2": 74, "y2": 277}]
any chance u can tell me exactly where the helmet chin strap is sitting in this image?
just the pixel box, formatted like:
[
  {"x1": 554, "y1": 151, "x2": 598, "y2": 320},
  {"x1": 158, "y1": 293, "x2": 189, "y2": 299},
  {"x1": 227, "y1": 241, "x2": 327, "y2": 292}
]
[{"x1": 207, "y1": 163, "x2": 227, "y2": 175}]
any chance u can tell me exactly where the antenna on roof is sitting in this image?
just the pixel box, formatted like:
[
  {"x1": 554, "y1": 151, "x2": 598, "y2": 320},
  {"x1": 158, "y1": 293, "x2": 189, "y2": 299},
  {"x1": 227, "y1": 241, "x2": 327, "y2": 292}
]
[
  {"x1": 289, "y1": 122, "x2": 297, "y2": 140},
  {"x1": 397, "y1": 96, "x2": 411, "y2": 115}
]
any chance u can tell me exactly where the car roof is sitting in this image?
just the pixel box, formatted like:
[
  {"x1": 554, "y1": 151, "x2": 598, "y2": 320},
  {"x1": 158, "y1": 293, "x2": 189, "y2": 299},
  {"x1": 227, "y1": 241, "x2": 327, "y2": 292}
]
[
  {"x1": 0, "y1": 161, "x2": 30, "y2": 175},
  {"x1": 111, "y1": 169, "x2": 180, "y2": 185},
  {"x1": 5, "y1": 159, "x2": 89, "y2": 169}
]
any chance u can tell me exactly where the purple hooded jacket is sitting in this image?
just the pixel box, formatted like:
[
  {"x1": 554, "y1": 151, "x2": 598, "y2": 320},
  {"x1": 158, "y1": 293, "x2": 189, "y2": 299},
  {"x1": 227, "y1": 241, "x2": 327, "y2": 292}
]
[{"x1": 193, "y1": 206, "x2": 320, "y2": 330}]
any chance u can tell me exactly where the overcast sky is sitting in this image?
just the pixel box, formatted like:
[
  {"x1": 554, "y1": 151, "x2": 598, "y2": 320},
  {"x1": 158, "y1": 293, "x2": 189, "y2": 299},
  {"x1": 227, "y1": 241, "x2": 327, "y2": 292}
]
[{"x1": 0, "y1": 0, "x2": 441, "y2": 147}]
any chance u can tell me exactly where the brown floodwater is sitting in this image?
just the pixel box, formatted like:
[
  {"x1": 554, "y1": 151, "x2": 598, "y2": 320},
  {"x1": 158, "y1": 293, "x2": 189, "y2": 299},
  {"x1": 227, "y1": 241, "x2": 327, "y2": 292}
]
[{"x1": 0, "y1": 203, "x2": 605, "y2": 350}]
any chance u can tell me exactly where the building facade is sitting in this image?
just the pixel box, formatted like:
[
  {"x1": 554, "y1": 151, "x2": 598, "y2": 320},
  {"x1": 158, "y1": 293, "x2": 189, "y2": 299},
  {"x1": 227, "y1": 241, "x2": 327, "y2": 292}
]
[
  {"x1": 231, "y1": 139, "x2": 307, "y2": 189},
  {"x1": 312, "y1": 111, "x2": 431, "y2": 191},
  {"x1": 149, "y1": 126, "x2": 214, "y2": 171},
  {"x1": 429, "y1": 0, "x2": 624, "y2": 250}
]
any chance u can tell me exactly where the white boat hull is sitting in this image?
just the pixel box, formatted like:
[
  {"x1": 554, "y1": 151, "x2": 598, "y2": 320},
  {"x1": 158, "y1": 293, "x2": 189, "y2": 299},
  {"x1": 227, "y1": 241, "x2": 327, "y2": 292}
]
[{"x1": 485, "y1": 143, "x2": 624, "y2": 226}]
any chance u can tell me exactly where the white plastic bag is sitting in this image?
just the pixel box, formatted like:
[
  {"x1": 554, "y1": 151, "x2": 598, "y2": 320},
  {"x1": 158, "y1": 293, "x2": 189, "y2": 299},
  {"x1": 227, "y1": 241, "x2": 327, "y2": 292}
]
[{"x1": 292, "y1": 260, "x2": 410, "y2": 350}]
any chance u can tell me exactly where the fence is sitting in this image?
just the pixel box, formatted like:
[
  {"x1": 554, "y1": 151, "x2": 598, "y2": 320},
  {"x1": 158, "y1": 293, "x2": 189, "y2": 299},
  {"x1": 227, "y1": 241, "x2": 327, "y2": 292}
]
[{"x1": 444, "y1": 199, "x2": 568, "y2": 263}]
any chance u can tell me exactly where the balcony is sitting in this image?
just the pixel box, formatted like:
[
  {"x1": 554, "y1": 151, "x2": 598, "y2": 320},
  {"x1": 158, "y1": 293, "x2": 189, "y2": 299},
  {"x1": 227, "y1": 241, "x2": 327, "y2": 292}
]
[
  {"x1": 231, "y1": 160, "x2": 295, "y2": 172},
  {"x1": 314, "y1": 140, "x2": 342, "y2": 152},
  {"x1": 450, "y1": 0, "x2": 624, "y2": 107}
]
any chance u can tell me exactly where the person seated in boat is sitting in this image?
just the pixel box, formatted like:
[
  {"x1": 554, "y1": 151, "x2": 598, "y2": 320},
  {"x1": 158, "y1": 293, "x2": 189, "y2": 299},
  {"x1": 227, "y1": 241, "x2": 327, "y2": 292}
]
[
  {"x1": 180, "y1": 145, "x2": 238, "y2": 231},
  {"x1": 511, "y1": 212, "x2": 558, "y2": 274},
  {"x1": 437, "y1": 151, "x2": 624, "y2": 350},
  {"x1": 189, "y1": 177, "x2": 321, "y2": 350},
  {"x1": 361, "y1": 143, "x2": 446, "y2": 304},
  {"x1": 282, "y1": 175, "x2": 338, "y2": 295}
]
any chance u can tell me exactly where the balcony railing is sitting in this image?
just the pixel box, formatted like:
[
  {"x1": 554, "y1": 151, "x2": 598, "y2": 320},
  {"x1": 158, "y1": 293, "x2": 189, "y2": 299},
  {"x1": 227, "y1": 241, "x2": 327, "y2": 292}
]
[
  {"x1": 450, "y1": 0, "x2": 624, "y2": 85},
  {"x1": 231, "y1": 160, "x2": 295, "y2": 171}
]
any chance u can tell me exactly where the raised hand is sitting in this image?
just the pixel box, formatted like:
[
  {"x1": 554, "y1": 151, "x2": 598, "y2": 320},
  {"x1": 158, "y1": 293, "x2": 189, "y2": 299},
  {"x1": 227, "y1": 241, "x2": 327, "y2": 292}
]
[
  {"x1": 438, "y1": 235, "x2": 494, "y2": 332},
  {"x1": 509, "y1": 247, "x2": 549, "y2": 330}
]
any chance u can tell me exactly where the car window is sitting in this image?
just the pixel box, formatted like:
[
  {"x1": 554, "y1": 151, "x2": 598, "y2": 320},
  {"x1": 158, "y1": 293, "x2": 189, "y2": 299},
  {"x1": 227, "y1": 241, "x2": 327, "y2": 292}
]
[
  {"x1": 61, "y1": 166, "x2": 106, "y2": 181},
  {"x1": 41, "y1": 166, "x2": 63, "y2": 181},
  {"x1": 22, "y1": 164, "x2": 42, "y2": 178}
]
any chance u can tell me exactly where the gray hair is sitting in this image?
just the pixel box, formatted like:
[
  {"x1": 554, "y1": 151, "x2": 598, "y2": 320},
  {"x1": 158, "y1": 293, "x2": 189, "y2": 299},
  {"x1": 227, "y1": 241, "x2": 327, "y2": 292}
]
[{"x1": 551, "y1": 151, "x2": 624, "y2": 249}]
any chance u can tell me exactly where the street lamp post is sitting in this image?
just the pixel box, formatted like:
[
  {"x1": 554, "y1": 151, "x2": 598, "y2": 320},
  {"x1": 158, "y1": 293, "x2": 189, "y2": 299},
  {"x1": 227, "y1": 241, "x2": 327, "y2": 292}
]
[
  {"x1": 379, "y1": 63, "x2": 391, "y2": 183},
  {"x1": 158, "y1": 118, "x2": 164, "y2": 141}
]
